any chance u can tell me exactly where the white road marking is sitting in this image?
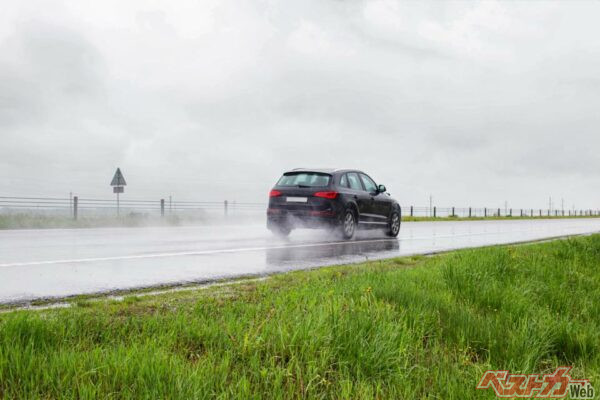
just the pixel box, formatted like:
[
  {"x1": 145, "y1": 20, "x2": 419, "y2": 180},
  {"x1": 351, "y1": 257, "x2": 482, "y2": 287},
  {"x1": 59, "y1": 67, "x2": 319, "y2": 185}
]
[
  {"x1": 0, "y1": 238, "x2": 398, "y2": 267},
  {"x1": 0, "y1": 224, "x2": 568, "y2": 268}
]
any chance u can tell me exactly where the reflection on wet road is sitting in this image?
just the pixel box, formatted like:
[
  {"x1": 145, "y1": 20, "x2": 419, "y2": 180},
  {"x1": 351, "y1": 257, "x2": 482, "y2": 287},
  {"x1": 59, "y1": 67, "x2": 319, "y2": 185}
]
[
  {"x1": 1, "y1": 218, "x2": 599, "y2": 303},
  {"x1": 265, "y1": 238, "x2": 400, "y2": 266}
]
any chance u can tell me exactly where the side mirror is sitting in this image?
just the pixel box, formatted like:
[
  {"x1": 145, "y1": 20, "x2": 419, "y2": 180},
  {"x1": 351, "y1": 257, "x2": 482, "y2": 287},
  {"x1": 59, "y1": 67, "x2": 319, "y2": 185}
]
[{"x1": 377, "y1": 184, "x2": 386, "y2": 193}]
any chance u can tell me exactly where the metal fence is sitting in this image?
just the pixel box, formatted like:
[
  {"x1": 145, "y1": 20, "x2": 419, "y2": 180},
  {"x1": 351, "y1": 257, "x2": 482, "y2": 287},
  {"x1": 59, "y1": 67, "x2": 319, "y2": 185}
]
[
  {"x1": 0, "y1": 195, "x2": 598, "y2": 220},
  {"x1": 405, "y1": 206, "x2": 599, "y2": 218},
  {"x1": 0, "y1": 196, "x2": 265, "y2": 219}
]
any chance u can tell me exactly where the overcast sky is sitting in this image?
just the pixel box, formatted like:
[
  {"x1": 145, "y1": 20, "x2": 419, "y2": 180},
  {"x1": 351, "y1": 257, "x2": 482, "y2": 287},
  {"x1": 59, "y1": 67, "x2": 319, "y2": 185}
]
[{"x1": 1, "y1": 0, "x2": 599, "y2": 209}]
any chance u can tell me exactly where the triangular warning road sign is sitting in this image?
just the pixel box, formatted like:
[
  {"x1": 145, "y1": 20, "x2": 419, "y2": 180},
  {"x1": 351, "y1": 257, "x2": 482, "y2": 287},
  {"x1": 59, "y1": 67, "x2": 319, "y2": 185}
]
[{"x1": 110, "y1": 168, "x2": 127, "y2": 186}]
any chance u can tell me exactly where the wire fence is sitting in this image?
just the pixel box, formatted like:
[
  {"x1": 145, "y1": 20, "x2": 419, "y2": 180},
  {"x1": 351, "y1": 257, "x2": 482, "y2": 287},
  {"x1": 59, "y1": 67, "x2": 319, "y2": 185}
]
[
  {"x1": 0, "y1": 195, "x2": 598, "y2": 220},
  {"x1": 405, "y1": 206, "x2": 599, "y2": 218},
  {"x1": 0, "y1": 196, "x2": 267, "y2": 219}
]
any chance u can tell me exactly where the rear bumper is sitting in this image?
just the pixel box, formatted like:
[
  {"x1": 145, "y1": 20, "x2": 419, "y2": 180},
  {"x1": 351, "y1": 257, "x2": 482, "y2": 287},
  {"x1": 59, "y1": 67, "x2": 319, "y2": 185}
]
[{"x1": 267, "y1": 208, "x2": 340, "y2": 229}]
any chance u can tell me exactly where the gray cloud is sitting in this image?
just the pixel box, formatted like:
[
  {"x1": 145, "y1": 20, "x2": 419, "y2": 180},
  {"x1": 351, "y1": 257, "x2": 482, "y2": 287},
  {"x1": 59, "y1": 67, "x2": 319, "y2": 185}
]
[{"x1": 0, "y1": 0, "x2": 598, "y2": 209}]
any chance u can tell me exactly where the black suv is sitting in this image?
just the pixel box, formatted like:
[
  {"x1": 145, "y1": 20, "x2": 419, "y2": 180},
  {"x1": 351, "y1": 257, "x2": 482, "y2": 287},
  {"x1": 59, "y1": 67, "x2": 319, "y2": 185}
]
[{"x1": 267, "y1": 168, "x2": 401, "y2": 239}]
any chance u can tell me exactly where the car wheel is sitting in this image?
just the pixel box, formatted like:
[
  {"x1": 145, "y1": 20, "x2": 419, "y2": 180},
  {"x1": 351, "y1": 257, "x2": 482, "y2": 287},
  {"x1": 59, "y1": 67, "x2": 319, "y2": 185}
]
[
  {"x1": 387, "y1": 211, "x2": 400, "y2": 237},
  {"x1": 341, "y1": 209, "x2": 356, "y2": 239},
  {"x1": 272, "y1": 224, "x2": 291, "y2": 237}
]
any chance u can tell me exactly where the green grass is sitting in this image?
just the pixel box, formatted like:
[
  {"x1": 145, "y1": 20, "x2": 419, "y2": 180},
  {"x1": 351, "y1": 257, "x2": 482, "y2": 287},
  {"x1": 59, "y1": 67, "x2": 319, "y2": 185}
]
[
  {"x1": 0, "y1": 213, "x2": 191, "y2": 229},
  {"x1": 1, "y1": 236, "x2": 599, "y2": 399},
  {"x1": 402, "y1": 214, "x2": 599, "y2": 222},
  {"x1": 1, "y1": 212, "x2": 598, "y2": 229}
]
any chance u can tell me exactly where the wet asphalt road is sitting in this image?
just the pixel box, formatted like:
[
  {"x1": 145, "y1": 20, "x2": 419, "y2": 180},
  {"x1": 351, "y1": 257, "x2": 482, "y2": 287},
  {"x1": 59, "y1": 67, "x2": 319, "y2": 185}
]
[{"x1": 1, "y1": 218, "x2": 600, "y2": 303}]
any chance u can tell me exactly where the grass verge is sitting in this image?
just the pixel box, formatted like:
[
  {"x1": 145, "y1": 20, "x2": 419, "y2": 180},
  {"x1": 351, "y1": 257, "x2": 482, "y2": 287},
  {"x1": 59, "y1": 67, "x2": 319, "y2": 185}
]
[
  {"x1": 1, "y1": 213, "x2": 599, "y2": 229},
  {"x1": 0, "y1": 235, "x2": 599, "y2": 399},
  {"x1": 402, "y1": 214, "x2": 600, "y2": 222},
  {"x1": 0, "y1": 213, "x2": 187, "y2": 229}
]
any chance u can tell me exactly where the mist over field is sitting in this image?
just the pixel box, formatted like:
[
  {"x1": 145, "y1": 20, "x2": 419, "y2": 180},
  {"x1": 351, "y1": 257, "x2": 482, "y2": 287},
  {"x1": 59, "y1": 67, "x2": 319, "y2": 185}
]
[{"x1": 1, "y1": 1, "x2": 599, "y2": 209}]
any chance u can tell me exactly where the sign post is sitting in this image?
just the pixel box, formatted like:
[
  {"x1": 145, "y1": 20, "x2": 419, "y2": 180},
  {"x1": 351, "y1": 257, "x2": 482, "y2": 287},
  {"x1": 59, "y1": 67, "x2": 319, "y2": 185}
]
[{"x1": 110, "y1": 168, "x2": 127, "y2": 216}]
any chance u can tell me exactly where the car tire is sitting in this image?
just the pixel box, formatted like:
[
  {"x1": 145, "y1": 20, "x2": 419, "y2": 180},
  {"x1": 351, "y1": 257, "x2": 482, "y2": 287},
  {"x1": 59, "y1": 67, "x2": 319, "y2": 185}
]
[
  {"x1": 386, "y1": 211, "x2": 400, "y2": 237},
  {"x1": 341, "y1": 209, "x2": 356, "y2": 239},
  {"x1": 271, "y1": 224, "x2": 291, "y2": 237}
]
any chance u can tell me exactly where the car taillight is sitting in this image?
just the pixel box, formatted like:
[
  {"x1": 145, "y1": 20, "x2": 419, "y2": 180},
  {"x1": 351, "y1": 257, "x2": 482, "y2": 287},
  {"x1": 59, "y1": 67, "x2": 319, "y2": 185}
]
[
  {"x1": 269, "y1": 190, "x2": 282, "y2": 198},
  {"x1": 314, "y1": 191, "x2": 338, "y2": 199}
]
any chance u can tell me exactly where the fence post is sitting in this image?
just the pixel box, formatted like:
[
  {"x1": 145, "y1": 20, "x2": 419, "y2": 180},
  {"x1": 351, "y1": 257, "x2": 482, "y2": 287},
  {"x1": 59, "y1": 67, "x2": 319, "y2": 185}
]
[
  {"x1": 469, "y1": 207, "x2": 472, "y2": 218},
  {"x1": 73, "y1": 196, "x2": 78, "y2": 220},
  {"x1": 483, "y1": 208, "x2": 486, "y2": 217},
  {"x1": 160, "y1": 199, "x2": 165, "y2": 217},
  {"x1": 410, "y1": 206, "x2": 413, "y2": 217},
  {"x1": 531, "y1": 209, "x2": 533, "y2": 217},
  {"x1": 520, "y1": 209, "x2": 523, "y2": 217},
  {"x1": 452, "y1": 207, "x2": 455, "y2": 217},
  {"x1": 433, "y1": 206, "x2": 436, "y2": 218},
  {"x1": 498, "y1": 208, "x2": 501, "y2": 217},
  {"x1": 224, "y1": 200, "x2": 228, "y2": 216},
  {"x1": 509, "y1": 208, "x2": 512, "y2": 217}
]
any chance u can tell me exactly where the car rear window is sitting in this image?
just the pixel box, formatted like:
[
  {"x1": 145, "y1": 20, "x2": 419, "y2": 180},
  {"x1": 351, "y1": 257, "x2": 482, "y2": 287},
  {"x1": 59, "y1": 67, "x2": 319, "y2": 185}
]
[{"x1": 277, "y1": 172, "x2": 331, "y2": 187}]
